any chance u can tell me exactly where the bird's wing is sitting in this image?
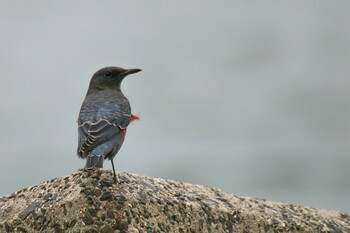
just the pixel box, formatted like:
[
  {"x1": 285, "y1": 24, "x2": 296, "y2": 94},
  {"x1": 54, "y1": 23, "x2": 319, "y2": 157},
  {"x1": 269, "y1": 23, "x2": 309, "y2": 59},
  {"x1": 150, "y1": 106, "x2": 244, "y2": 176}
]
[{"x1": 77, "y1": 114, "x2": 131, "y2": 157}]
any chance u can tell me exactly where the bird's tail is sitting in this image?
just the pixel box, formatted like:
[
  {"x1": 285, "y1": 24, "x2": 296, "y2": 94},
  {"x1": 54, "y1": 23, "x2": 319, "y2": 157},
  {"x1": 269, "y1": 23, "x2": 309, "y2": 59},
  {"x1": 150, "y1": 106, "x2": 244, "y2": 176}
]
[{"x1": 85, "y1": 154, "x2": 104, "y2": 169}]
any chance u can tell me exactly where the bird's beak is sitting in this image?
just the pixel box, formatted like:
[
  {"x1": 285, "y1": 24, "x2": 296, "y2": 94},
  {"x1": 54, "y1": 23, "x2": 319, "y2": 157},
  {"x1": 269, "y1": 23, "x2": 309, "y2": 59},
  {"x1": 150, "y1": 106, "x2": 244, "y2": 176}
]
[{"x1": 122, "y1": 68, "x2": 142, "y2": 77}]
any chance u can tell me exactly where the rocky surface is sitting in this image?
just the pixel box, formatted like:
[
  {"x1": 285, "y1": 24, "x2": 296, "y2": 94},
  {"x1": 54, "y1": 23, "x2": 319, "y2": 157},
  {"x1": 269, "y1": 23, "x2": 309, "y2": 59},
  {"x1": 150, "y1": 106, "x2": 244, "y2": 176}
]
[{"x1": 0, "y1": 169, "x2": 349, "y2": 233}]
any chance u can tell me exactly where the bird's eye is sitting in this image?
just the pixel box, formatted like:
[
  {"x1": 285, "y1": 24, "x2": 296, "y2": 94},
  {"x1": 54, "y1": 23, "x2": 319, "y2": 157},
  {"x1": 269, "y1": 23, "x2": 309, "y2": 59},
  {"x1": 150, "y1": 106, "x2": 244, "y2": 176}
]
[{"x1": 105, "y1": 71, "x2": 112, "y2": 77}]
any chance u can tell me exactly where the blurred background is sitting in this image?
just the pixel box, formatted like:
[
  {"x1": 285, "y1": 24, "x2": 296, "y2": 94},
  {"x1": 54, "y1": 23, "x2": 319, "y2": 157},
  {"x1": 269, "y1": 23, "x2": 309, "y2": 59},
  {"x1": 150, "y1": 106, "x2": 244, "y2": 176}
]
[{"x1": 0, "y1": 1, "x2": 349, "y2": 213}]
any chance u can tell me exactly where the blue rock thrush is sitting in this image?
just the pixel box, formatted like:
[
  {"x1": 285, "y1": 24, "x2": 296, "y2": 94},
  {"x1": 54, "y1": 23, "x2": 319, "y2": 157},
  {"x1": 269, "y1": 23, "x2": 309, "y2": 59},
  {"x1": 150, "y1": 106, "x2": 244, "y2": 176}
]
[{"x1": 77, "y1": 66, "x2": 141, "y2": 181}]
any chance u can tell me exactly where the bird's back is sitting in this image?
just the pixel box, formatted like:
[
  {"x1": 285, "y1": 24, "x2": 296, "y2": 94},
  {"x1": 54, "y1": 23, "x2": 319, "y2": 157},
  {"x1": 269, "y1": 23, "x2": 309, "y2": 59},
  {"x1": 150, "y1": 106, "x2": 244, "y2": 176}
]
[
  {"x1": 79, "y1": 90, "x2": 130, "y2": 122},
  {"x1": 77, "y1": 89, "x2": 132, "y2": 159}
]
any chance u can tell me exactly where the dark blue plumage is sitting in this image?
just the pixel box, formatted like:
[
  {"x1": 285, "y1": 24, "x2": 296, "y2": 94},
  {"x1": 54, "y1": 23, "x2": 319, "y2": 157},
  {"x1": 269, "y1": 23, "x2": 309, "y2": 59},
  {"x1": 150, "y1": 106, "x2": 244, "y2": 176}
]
[{"x1": 77, "y1": 66, "x2": 141, "y2": 180}]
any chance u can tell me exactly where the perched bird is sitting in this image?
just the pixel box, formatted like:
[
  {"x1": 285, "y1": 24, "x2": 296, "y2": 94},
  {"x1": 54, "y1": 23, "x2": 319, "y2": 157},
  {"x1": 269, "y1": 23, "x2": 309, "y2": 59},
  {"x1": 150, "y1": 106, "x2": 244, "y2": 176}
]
[{"x1": 77, "y1": 66, "x2": 141, "y2": 181}]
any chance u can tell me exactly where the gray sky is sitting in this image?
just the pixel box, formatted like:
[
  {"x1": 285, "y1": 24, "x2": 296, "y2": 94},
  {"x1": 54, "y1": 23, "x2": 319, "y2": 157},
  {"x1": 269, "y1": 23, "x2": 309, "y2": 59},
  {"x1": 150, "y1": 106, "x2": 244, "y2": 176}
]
[{"x1": 1, "y1": 1, "x2": 349, "y2": 212}]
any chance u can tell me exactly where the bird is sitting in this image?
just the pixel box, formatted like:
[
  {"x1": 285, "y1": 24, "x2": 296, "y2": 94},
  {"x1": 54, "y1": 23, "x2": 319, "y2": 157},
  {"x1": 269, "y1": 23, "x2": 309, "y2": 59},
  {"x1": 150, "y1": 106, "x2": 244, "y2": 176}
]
[{"x1": 77, "y1": 66, "x2": 141, "y2": 182}]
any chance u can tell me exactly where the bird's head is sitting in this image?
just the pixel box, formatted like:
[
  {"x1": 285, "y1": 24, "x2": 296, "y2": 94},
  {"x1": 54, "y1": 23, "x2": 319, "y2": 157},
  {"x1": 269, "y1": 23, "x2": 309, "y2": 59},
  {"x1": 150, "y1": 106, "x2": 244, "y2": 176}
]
[{"x1": 88, "y1": 66, "x2": 141, "y2": 92}]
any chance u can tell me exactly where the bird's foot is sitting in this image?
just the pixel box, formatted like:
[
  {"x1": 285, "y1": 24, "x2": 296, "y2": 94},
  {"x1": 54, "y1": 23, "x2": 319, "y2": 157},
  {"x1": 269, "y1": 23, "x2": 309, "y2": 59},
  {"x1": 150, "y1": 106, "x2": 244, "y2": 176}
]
[{"x1": 113, "y1": 173, "x2": 119, "y2": 184}]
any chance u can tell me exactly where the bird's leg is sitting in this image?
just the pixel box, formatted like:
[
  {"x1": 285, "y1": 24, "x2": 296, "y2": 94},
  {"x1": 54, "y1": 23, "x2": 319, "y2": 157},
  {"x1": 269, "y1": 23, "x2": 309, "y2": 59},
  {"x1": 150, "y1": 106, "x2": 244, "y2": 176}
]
[{"x1": 111, "y1": 159, "x2": 118, "y2": 184}]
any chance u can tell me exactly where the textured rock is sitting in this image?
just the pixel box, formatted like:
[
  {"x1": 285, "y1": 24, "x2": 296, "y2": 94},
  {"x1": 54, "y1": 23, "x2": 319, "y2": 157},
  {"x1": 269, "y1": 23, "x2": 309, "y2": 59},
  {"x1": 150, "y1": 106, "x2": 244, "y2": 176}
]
[{"x1": 0, "y1": 169, "x2": 349, "y2": 232}]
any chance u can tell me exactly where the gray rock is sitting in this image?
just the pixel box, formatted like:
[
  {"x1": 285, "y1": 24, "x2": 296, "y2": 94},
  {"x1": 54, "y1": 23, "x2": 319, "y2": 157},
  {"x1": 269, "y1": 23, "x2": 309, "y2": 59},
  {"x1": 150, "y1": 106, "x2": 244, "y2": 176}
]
[
  {"x1": 18, "y1": 202, "x2": 40, "y2": 220},
  {"x1": 0, "y1": 169, "x2": 349, "y2": 232}
]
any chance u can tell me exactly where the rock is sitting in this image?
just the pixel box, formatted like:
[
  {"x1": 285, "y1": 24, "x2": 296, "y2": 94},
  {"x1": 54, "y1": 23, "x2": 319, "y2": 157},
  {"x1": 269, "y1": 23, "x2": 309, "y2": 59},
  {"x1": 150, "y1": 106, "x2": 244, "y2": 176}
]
[
  {"x1": 0, "y1": 169, "x2": 349, "y2": 232},
  {"x1": 18, "y1": 202, "x2": 40, "y2": 220}
]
